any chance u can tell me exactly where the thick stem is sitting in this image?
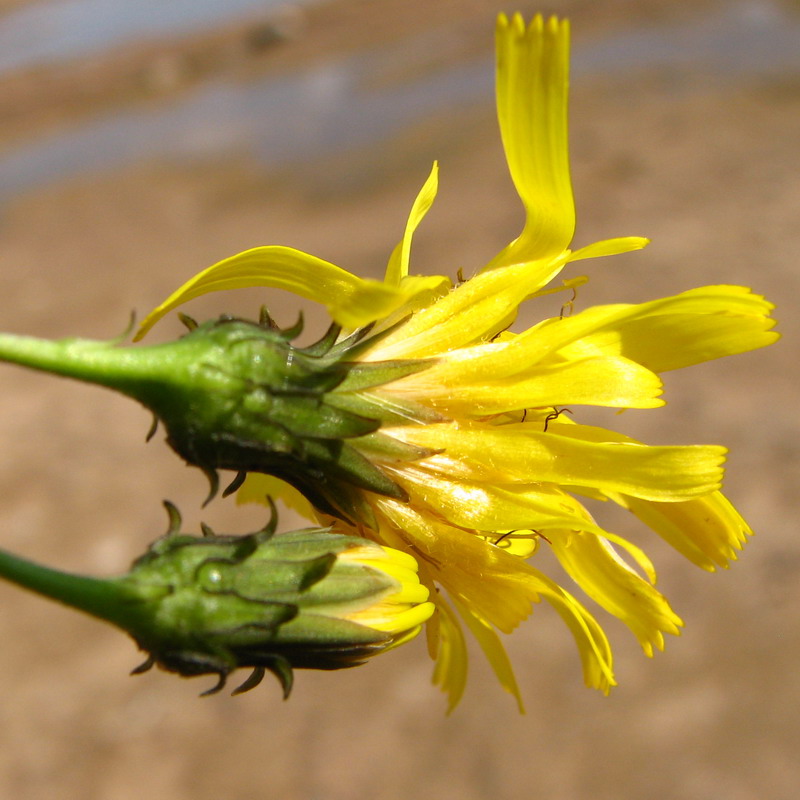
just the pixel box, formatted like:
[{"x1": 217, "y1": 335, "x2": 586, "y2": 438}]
[
  {"x1": 0, "y1": 331, "x2": 173, "y2": 397},
  {"x1": 0, "y1": 546, "x2": 154, "y2": 633}
]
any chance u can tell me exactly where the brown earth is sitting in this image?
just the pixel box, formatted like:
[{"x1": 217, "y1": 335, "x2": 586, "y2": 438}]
[{"x1": 0, "y1": 1, "x2": 798, "y2": 799}]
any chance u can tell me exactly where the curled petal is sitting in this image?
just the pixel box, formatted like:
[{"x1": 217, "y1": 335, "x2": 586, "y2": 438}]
[
  {"x1": 550, "y1": 530, "x2": 683, "y2": 656},
  {"x1": 613, "y1": 491, "x2": 752, "y2": 571},
  {"x1": 135, "y1": 246, "x2": 449, "y2": 339}
]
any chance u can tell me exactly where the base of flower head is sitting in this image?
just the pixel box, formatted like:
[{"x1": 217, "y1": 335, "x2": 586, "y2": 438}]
[
  {"x1": 121, "y1": 501, "x2": 434, "y2": 698},
  {"x1": 0, "y1": 314, "x2": 442, "y2": 526}
]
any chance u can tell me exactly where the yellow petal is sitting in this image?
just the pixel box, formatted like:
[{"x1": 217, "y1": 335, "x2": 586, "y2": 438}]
[
  {"x1": 364, "y1": 256, "x2": 569, "y2": 360},
  {"x1": 489, "y1": 13, "x2": 574, "y2": 267},
  {"x1": 235, "y1": 472, "x2": 316, "y2": 521},
  {"x1": 397, "y1": 353, "x2": 664, "y2": 412},
  {"x1": 379, "y1": 499, "x2": 616, "y2": 693},
  {"x1": 429, "y1": 594, "x2": 469, "y2": 713},
  {"x1": 525, "y1": 285, "x2": 778, "y2": 369},
  {"x1": 349, "y1": 601, "x2": 434, "y2": 634},
  {"x1": 394, "y1": 421, "x2": 727, "y2": 501},
  {"x1": 135, "y1": 245, "x2": 449, "y2": 339},
  {"x1": 550, "y1": 530, "x2": 683, "y2": 656},
  {"x1": 548, "y1": 421, "x2": 751, "y2": 568},
  {"x1": 598, "y1": 531, "x2": 658, "y2": 584},
  {"x1": 393, "y1": 465, "x2": 609, "y2": 535},
  {"x1": 561, "y1": 285, "x2": 779, "y2": 372},
  {"x1": 529, "y1": 568, "x2": 617, "y2": 693},
  {"x1": 451, "y1": 596, "x2": 525, "y2": 712},
  {"x1": 614, "y1": 491, "x2": 752, "y2": 571},
  {"x1": 384, "y1": 163, "x2": 439, "y2": 286},
  {"x1": 569, "y1": 236, "x2": 650, "y2": 261},
  {"x1": 377, "y1": 499, "x2": 539, "y2": 633}
]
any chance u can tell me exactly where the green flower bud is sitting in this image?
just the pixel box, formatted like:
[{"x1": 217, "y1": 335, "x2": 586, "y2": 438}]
[
  {"x1": 0, "y1": 315, "x2": 439, "y2": 523},
  {"x1": 0, "y1": 503, "x2": 434, "y2": 697}
]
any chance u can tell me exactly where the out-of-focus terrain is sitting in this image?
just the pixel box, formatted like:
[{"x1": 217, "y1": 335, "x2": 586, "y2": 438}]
[{"x1": 0, "y1": 1, "x2": 798, "y2": 798}]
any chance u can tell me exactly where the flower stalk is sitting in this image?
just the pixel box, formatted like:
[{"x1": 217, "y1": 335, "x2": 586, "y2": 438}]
[{"x1": 0, "y1": 545, "x2": 159, "y2": 631}]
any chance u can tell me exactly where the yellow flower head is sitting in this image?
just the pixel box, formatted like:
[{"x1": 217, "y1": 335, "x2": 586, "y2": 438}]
[{"x1": 135, "y1": 14, "x2": 778, "y2": 710}]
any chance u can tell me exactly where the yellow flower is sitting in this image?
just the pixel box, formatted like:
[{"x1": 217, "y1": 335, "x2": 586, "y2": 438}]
[{"x1": 135, "y1": 13, "x2": 778, "y2": 710}]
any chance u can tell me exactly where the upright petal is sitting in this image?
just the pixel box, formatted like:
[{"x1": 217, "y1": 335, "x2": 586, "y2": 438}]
[
  {"x1": 569, "y1": 236, "x2": 650, "y2": 261},
  {"x1": 385, "y1": 163, "x2": 439, "y2": 286},
  {"x1": 489, "y1": 13, "x2": 574, "y2": 268}
]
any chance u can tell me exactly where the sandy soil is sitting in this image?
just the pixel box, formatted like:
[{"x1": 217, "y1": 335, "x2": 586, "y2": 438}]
[{"x1": 0, "y1": 1, "x2": 798, "y2": 799}]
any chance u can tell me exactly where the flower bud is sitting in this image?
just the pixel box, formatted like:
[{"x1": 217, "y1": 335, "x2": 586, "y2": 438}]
[{"x1": 0, "y1": 503, "x2": 433, "y2": 697}]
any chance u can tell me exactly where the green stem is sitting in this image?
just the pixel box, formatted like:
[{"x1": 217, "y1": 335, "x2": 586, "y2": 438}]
[
  {"x1": 0, "y1": 546, "x2": 152, "y2": 632},
  {"x1": 0, "y1": 331, "x2": 167, "y2": 397}
]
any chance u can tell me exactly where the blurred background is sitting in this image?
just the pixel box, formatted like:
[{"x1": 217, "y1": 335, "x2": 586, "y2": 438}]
[{"x1": 0, "y1": 0, "x2": 798, "y2": 798}]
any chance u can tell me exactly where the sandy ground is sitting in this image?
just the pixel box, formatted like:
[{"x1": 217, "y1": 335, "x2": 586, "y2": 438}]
[{"x1": 0, "y1": 0, "x2": 798, "y2": 798}]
